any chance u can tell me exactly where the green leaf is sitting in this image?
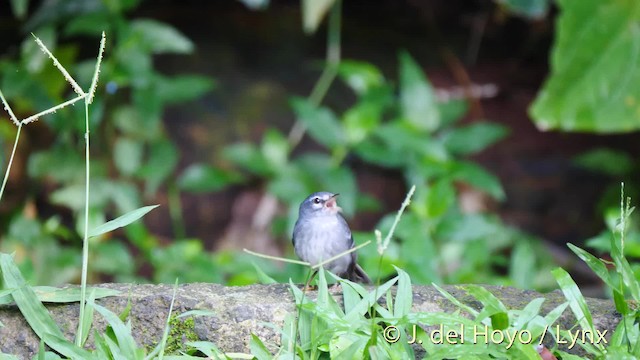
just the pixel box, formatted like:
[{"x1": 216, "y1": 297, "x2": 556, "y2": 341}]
[
  {"x1": 399, "y1": 51, "x2": 440, "y2": 131},
  {"x1": 451, "y1": 161, "x2": 506, "y2": 201},
  {"x1": 343, "y1": 102, "x2": 382, "y2": 144},
  {"x1": 250, "y1": 333, "x2": 272, "y2": 360},
  {"x1": 155, "y1": 74, "x2": 215, "y2": 104},
  {"x1": 393, "y1": 266, "x2": 412, "y2": 318},
  {"x1": 291, "y1": 97, "x2": 345, "y2": 148},
  {"x1": 441, "y1": 122, "x2": 508, "y2": 155},
  {"x1": 551, "y1": 268, "x2": 594, "y2": 333},
  {"x1": 0, "y1": 254, "x2": 92, "y2": 359},
  {"x1": 223, "y1": 142, "x2": 271, "y2": 176},
  {"x1": 302, "y1": 0, "x2": 336, "y2": 33},
  {"x1": 178, "y1": 164, "x2": 243, "y2": 193},
  {"x1": 260, "y1": 128, "x2": 290, "y2": 170},
  {"x1": 89, "y1": 205, "x2": 159, "y2": 238},
  {"x1": 567, "y1": 244, "x2": 612, "y2": 287},
  {"x1": 251, "y1": 262, "x2": 277, "y2": 284},
  {"x1": 92, "y1": 303, "x2": 139, "y2": 357},
  {"x1": 114, "y1": 137, "x2": 143, "y2": 176},
  {"x1": 32, "y1": 286, "x2": 120, "y2": 303},
  {"x1": 411, "y1": 179, "x2": 454, "y2": 220},
  {"x1": 573, "y1": 148, "x2": 634, "y2": 176},
  {"x1": 137, "y1": 139, "x2": 179, "y2": 195},
  {"x1": 130, "y1": 19, "x2": 194, "y2": 54},
  {"x1": 529, "y1": 0, "x2": 640, "y2": 132},
  {"x1": 338, "y1": 60, "x2": 385, "y2": 95}
]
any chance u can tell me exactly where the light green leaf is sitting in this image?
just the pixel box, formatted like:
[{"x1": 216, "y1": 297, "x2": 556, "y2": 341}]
[
  {"x1": 178, "y1": 164, "x2": 243, "y2": 193},
  {"x1": 338, "y1": 60, "x2": 385, "y2": 95},
  {"x1": 399, "y1": 51, "x2": 439, "y2": 131},
  {"x1": 33, "y1": 286, "x2": 119, "y2": 303},
  {"x1": 89, "y1": 205, "x2": 159, "y2": 238},
  {"x1": 260, "y1": 129, "x2": 290, "y2": 170},
  {"x1": 291, "y1": 97, "x2": 345, "y2": 148},
  {"x1": 130, "y1": 19, "x2": 194, "y2": 54},
  {"x1": 393, "y1": 266, "x2": 412, "y2": 318},
  {"x1": 441, "y1": 121, "x2": 508, "y2": 155},
  {"x1": 530, "y1": 0, "x2": 640, "y2": 132},
  {"x1": 551, "y1": 268, "x2": 594, "y2": 333},
  {"x1": 250, "y1": 333, "x2": 273, "y2": 360},
  {"x1": 155, "y1": 74, "x2": 215, "y2": 104},
  {"x1": 114, "y1": 137, "x2": 143, "y2": 176},
  {"x1": 451, "y1": 161, "x2": 506, "y2": 201}
]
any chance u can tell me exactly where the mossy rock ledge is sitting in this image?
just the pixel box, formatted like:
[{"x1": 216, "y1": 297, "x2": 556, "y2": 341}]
[{"x1": 0, "y1": 283, "x2": 619, "y2": 358}]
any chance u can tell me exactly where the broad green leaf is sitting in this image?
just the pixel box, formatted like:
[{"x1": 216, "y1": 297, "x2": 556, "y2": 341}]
[
  {"x1": 302, "y1": 0, "x2": 336, "y2": 33},
  {"x1": 130, "y1": 19, "x2": 194, "y2": 54},
  {"x1": 573, "y1": 148, "x2": 634, "y2": 176},
  {"x1": 451, "y1": 161, "x2": 506, "y2": 201},
  {"x1": 137, "y1": 139, "x2": 179, "y2": 195},
  {"x1": 154, "y1": 74, "x2": 215, "y2": 104},
  {"x1": 223, "y1": 142, "x2": 271, "y2": 176},
  {"x1": 114, "y1": 137, "x2": 143, "y2": 176},
  {"x1": 89, "y1": 205, "x2": 159, "y2": 238},
  {"x1": 343, "y1": 102, "x2": 382, "y2": 144},
  {"x1": 0, "y1": 254, "x2": 92, "y2": 359},
  {"x1": 530, "y1": 0, "x2": 640, "y2": 132},
  {"x1": 291, "y1": 97, "x2": 345, "y2": 148},
  {"x1": 441, "y1": 121, "x2": 508, "y2": 155},
  {"x1": 260, "y1": 129, "x2": 290, "y2": 170},
  {"x1": 178, "y1": 164, "x2": 243, "y2": 193},
  {"x1": 338, "y1": 60, "x2": 385, "y2": 95},
  {"x1": 399, "y1": 52, "x2": 439, "y2": 131}
]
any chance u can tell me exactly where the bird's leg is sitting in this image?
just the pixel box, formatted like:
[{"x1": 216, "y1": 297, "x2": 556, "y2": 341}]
[{"x1": 302, "y1": 270, "x2": 318, "y2": 291}]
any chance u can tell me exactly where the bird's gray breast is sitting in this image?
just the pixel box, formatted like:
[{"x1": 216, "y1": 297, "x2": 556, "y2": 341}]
[{"x1": 293, "y1": 214, "x2": 352, "y2": 275}]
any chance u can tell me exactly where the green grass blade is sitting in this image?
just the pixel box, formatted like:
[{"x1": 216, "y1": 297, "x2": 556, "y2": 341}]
[
  {"x1": 432, "y1": 283, "x2": 478, "y2": 317},
  {"x1": 146, "y1": 280, "x2": 178, "y2": 360},
  {"x1": 567, "y1": 244, "x2": 612, "y2": 286},
  {"x1": 392, "y1": 266, "x2": 412, "y2": 318},
  {"x1": 0, "y1": 254, "x2": 90, "y2": 357},
  {"x1": 92, "y1": 302, "x2": 139, "y2": 357},
  {"x1": 77, "y1": 289, "x2": 96, "y2": 347},
  {"x1": 34, "y1": 286, "x2": 119, "y2": 303},
  {"x1": 250, "y1": 333, "x2": 272, "y2": 360},
  {"x1": 251, "y1": 262, "x2": 277, "y2": 284},
  {"x1": 551, "y1": 268, "x2": 594, "y2": 334},
  {"x1": 42, "y1": 333, "x2": 94, "y2": 359},
  {"x1": 89, "y1": 205, "x2": 160, "y2": 238}
]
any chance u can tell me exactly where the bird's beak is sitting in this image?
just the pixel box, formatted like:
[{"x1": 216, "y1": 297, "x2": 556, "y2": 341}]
[{"x1": 325, "y1": 193, "x2": 340, "y2": 211}]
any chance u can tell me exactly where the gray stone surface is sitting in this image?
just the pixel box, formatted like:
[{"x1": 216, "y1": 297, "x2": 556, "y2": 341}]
[{"x1": 0, "y1": 284, "x2": 620, "y2": 358}]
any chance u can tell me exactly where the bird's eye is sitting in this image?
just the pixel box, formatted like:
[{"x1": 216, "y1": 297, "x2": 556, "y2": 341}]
[{"x1": 313, "y1": 197, "x2": 321, "y2": 204}]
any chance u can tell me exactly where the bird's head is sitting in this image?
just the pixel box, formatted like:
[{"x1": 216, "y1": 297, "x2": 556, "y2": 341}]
[{"x1": 299, "y1": 191, "x2": 341, "y2": 217}]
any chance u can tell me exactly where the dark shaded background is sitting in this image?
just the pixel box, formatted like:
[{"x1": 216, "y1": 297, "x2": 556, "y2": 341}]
[{"x1": 1, "y1": 0, "x2": 638, "y2": 267}]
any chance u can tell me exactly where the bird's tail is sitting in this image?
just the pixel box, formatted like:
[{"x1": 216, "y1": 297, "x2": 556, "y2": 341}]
[{"x1": 350, "y1": 264, "x2": 371, "y2": 284}]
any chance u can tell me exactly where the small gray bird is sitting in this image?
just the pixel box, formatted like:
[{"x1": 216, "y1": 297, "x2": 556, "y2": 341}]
[{"x1": 293, "y1": 192, "x2": 370, "y2": 283}]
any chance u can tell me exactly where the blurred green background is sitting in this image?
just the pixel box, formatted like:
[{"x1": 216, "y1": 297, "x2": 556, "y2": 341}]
[{"x1": 1, "y1": 0, "x2": 639, "y2": 295}]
